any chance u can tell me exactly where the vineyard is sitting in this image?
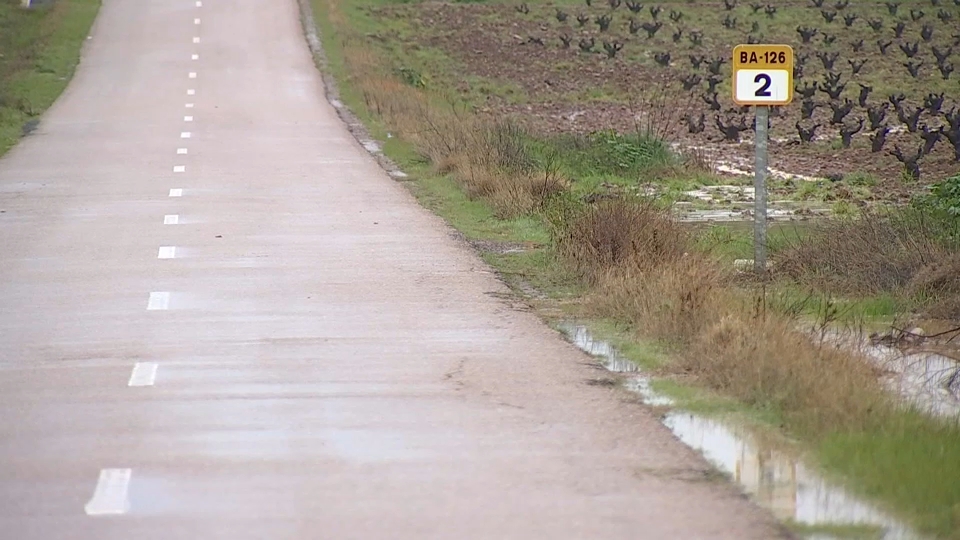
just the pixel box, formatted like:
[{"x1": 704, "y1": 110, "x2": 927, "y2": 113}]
[{"x1": 369, "y1": 0, "x2": 960, "y2": 193}]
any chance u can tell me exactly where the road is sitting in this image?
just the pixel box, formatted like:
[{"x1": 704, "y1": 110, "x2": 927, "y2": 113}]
[{"x1": 0, "y1": 0, "x2": 781, "y2": 538}]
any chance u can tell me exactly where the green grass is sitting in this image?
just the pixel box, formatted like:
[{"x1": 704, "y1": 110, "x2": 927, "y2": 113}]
[
  {"x1": 819, "y1": 411, "x2": 960, "y2": 538},
  {"x1": 786, "y1": 522, "x2": 885, "y2": 540},
  {"x1": 309, "y1": 1, "x2": 960, "y2": 536},
  {"x1": 0, "y1": 0, "x2": 101, "y2": 156}
]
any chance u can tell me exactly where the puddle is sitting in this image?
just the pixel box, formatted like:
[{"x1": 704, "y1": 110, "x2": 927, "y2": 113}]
[
  {"x1": 559, "y1": 323, "x2": 923, "y2": 539},
  {"x1": 560, "y1": 323, "x2": 639, "y2": 373},
  {"x1": 673, "y1": 207, "x2": 808, "y2": 223},
  {"x1": 823, "y1": 332, "x2": 960, "y2": 418}
]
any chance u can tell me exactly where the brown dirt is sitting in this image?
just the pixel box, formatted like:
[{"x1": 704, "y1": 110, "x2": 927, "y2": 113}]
[{"x1": 371, "y1": 0, "x2": 960, "y2": 191}]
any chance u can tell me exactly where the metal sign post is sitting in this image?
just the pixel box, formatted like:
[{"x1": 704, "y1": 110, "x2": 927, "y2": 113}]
[{"x1": 732, "y1": 44, "x2": 794, "y2": 275}]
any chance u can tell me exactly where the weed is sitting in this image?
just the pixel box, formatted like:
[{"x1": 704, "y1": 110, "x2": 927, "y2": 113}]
[
  {"x1": 775, "y1": 209, "x2": 954, "y2": 296},
  {"x1": 0, "y1": 0, "x2": 100, "y2": 155}
]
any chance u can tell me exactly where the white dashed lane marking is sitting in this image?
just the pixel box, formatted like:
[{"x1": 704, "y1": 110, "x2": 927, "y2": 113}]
[
  {"x1": 84, "y1": 469, "x2": 131, "y2": 516},
  {"x1": 164, "y1": 215, "x2": 180, "y2": 225},
  {"x1": 181, "y1": 132, "x2": 191, "y2": 138},
  {"x1": 184, "y1": 116, "x2": 194, "y2": 122},
  {"x1": 193, "y1": 37, "x2": 200, "y2": 43},
  {"x1": 192, "y1": 54, "x2": 199, "y2": 60},
  {"x1": 158, "y1": 246, "x2": 177, "y2": 259},
  {"x1": 185, "y1": 103, "x2": 195, "y2": 108},
  {"x1": 195, "y1": 18, "x2": 201, "y2": 24},
  {"x1": 188, "y1": 72, "x2": 197, "y2": 79},
  {"x1": 173, "y1": 166, "x2": 185, "y2": 173},
  {"x1": 169, "y1": 188, "x2": 183, "y2": 197},
  {"x1": 187, "y1": 89, "x2": 195, "y2": 95},
  {"x1": 177, "y1": 148, "x2": 188, "y2": 155},
  {"x1": 128, "y1": 363, "x2": 158, "y2": 387},
  {"x1": 196, "y1": 0, "x2": 202, "y2": 6},
  {"x1": 147, "y1": 292, "x2": 171, "y2": 311}
]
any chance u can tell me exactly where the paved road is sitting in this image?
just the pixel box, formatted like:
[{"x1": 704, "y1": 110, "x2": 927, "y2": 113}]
[{"x1": 0, "y1": 0, "x2": 782, "y2": 538}]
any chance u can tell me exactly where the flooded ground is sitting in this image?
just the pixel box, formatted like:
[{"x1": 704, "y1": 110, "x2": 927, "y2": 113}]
[
  {"x1": 828, "y1": 331, "x2": 960, "y2": 418},
  {"x1": 558, "y1": 323, "x2": 924, "y2": 540}
]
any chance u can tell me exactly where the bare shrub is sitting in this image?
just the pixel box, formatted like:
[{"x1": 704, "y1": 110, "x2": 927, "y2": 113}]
[
  {"x1": 341, "y1": 40, "x2": 567, "y2": 219},
  {"x1": 593, "y1": 253, "x2": 730, "y2": 344},
  {"x1": 682, "y1": 311, "x2": 889, "y2": 432},
  {"x1": 775, "y1": 211, "x2": 949, "y2": 295},
  {"x1": 551, "y1": 198, "x2": 690, "y2": 283}
]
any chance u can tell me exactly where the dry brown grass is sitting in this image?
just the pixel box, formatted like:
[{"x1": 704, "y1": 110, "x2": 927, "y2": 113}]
[
  {"x1": 553, "y1": 198, "x2": 690, "y2": 282},
  {"x1": 327, "y1": 0, "x2": 899, "y2": 437},
  {"x1": 329, "y1": 25, "x2": 566, "y2": 218},
  {"x1": 775, "y1": 210, "x2": 950, "y2": 295},
  {"x1": 553, "y1": 198, "x2": 891, "y2": 432},
  {"x1": 683, "y1": 311, "x2": 890, "y2": 432}
]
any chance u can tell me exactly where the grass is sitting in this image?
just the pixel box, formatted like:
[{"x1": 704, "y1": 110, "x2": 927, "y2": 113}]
[
  {"x1": 819, "y1": 411, "x2": 960, "y2": 537},
  {"x1": 308, "y1": 0, "x2": 960, "y2": 536},
  {"x1": 0, "y1": 0, "x2": 100, "y2": 156},
  {"x1": 786, "y1": 522, "x2": 885, "y2": 540}
]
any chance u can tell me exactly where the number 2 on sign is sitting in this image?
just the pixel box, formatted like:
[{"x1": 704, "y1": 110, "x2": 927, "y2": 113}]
[{"x1": 754, "y1": 73, "x2": 772, "y2": 97}]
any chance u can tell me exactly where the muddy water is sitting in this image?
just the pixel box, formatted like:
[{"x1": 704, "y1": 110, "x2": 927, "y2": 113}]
[
  {"x1": 558, "y1": 323, "x2": 923, "y2": 540},
  {"x1": 867, "y1": 347, "x2": 960, "y2": 417}
]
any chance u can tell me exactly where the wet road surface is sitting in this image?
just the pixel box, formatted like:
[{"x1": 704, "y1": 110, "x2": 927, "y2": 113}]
[{"x1": 0, "y1": 0, "x2": 782, "y2": 538}]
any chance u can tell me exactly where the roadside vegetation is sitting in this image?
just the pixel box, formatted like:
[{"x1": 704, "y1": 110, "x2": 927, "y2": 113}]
[
  {"x1": 0, "y1": 0, "x2": 100, "y2": 156},
  {"x1": 309, "y1": 0, "x2": 960, "y2": 536}
]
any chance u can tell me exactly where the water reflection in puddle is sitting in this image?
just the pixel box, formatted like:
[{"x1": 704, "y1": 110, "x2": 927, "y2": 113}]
[{"x1": 559, "y1": 323, "x2": 922, "y2": 539}]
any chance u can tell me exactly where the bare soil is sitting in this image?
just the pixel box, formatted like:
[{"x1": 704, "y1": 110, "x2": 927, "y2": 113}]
[{"x1": 370, "y1": 0, "x2": 960, "y2": 195}]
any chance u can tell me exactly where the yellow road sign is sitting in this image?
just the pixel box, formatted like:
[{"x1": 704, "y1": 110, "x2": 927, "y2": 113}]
[{"x1": 732, "y1": 44, "x2": 794, "y2": 106}]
